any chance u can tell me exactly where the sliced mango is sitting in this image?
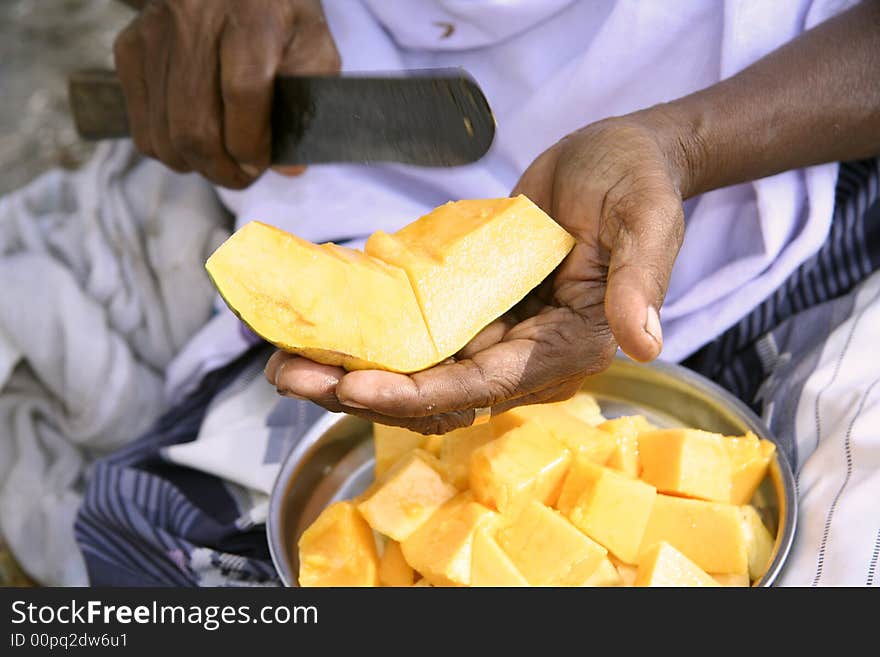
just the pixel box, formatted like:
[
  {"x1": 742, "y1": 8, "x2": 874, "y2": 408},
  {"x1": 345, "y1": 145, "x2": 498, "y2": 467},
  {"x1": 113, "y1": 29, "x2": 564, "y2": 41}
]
[
  {"x1": 635, "y1": 541, "x2": 719, "y2": 587},
  {"x1": 637, "y1": 429, "x2": 732, "y2": 503},
  {"x1": 297, "y1": 501, "x2": 379, "y2": 587}
]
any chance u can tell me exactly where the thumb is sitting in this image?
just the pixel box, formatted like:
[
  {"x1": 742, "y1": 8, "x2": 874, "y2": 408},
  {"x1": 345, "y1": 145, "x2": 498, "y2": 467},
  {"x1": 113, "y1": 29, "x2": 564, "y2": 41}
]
[{"x1": 603, "y1": 193, "x2": 684, "y2": 363}]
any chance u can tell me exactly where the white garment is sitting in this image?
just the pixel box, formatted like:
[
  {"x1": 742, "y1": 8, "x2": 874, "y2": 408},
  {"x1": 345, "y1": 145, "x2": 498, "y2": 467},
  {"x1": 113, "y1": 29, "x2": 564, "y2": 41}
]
[
  {"x1": 0, "y1": 142, "x2": 229, "y2": 585},
  {"x1": 167, "y1": 0, "x2": 855, "y2": 398}
]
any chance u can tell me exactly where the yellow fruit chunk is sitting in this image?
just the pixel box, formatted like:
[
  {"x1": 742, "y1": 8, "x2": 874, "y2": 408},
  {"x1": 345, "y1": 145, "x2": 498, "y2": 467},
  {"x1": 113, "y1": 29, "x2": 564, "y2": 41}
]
[
  {"x1": 365, "y1": 195, "x2": 575, "y2": 359},
  {"x1": 635, "y1": 541, "x2": 720, "y2": 587},
  {"x1": 711, "y1": 573, "x2": 751, "y2": 587},
  {"x1": 610, "y1": 556, "x2": 638, "y2": 586},
  {"x1": 599, "y1": 415, "x2": 654, "y2": 477},
  {"x1": 401, "y1": 492, "x2": 497, "y2": 587},
  {"x1": 206, "y1": 221, "x2": 436, "y2": 372},
  {"x1": 357, "y1": 450, "x2": 457, "y2": 541},
  {"x1": 557, "y1": 458, "x2": 657, "y2": 564},
  {"x1": 298, "y1": 502, "x2": 379, "y2": 587},
  {"x1": 438, "y1": 423, "x2": 496, "y2": 489},
  {"x1": 496, "y1": 500, "x2": 607, "y2": 586},
  {"x1": 493, "y1": 407, "x2": 616, "y2": 464},
  {"x1": 637, "y1": 429, "x2": 732, "y2": 503},
  {"x1": 411, "y1": 578, "x2": 432, "y2": 587},
  {"x1": 372, "y1": 424, "x2": 427, "y2": 480},
  {"x1": 639, "y1": 494, "x2": 749, "y2": 575},
  {"x1": 469, "y1": 423, "x2": 571, "y2": 512},
  {"x1": 724, "y1": 432, "x2": 777, "y2": 504},
  {"x1": 378, "y1": 540, "x2": 415, "y2": 587},
  {"x1": 422, "y1": 435, "x2": 445, "y2": 456},
  {"x1": 490, "y1": 392, "x2": 605, "y2": 437},
  {"x1": 740, "y1": 505, "x2": 775, "y2": 581},
  {"x1": 578, "y1": 557, "x2": 623, "y2": 587},
  {"x1": 470, "y1": 529, "x2": 529, "y2": 587}
]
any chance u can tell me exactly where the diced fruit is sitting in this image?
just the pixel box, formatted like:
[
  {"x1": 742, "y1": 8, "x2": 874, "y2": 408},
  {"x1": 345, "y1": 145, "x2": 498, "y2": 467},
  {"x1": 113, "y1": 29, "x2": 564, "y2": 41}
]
[
  {"x1": 469, "y1": 423, "x2": 571, "y2": 512},
  {"x1": 557, "y1": 458, "x2": 657, "y2": 564},
  {"x1": 411, "y1": 579, "x2": 432, "y2": 587},
  {"x1": 725, "y1": 432, "x2": 777, "y2": 504},
  {"x1": 639, "y1": 494, "x2": 749, "y2": 575},
  {"x1": 599, "y1": 415, "x2": 654, "y2": 477},
  {"x1": 470, "y1": 529, "x2": 529, "y2": 587},
  {"x1": 496, "y1": 500, "x2": 607, "y2": 586},
  {"x1": 740, "y1": 505, "x2": 775, "y2": 581},
  {"x1": 378, "y1": 540, "x2": 415, "y2": 587},
  {"x1": 438, "y1": 423, "x2": 496, "y2": 489},
  {"x1": 401, "y1": 492, "x2": 497, "y2": 587},
  {"x1": 635, "y1": 541, "x2": 720, "y2": 587},
  {"x1": 206, "y1": 222, "x2": 436, "y2": 372},
  {"x1": 490, "y1": 392, "x2": 605, "y2": 438},
  {"x1": 578, "y1": 557, "x2": 623, "y2": 587},
  {"x1": 357, "y1": 449, "x2": 457, "y2": 541},
  {"x1": 372, "y1": 424, "x2": 428, "y2": 479},
  {"x1": 422, "y1": 435, "x2": 445, "y2": 456},
  {"x1": 365, "y1": 195, "x2": 575, "y2": 360},
  {"x1": 711, "y1": 573, "x2": 751, "y2": 587},
  {"x1": 298, "y1": 501, "x2": 379, "y2": 587},
  {"x1": 610, "y1": 556, "x2": 638, "y2": 587},
  {"x1": 637, "y1": 429, "x2": 732, "y2": 502}
]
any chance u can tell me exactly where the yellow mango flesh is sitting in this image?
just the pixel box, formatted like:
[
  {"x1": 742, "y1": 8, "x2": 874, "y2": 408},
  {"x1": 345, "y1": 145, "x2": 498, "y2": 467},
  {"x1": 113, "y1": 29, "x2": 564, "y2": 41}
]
[
  {"x1": 599, "y1": 415, "x2": 655, "y2": 478},
  {"x1": 558, "y1": 458, "x2": 657, "y2": 564},
  {"x1": 496, "y1": 500, "x2": 607, "y2": 586},
  {"x1": 378, "y1": 540, "x2": 415, "y2": 587},
  {"x1": 638, "y1": 429, "x2": 732, "y2": 503},
  {"x1": 725, "y1": 432, "x2": 777, "y2": 504},
  {"x1": 400, "y1": 492, "x2": 497, "y2": 587},
  {"x1": 365, "y1": 195, "x2": 575, "y2": 359},
  {"x1": 635, "y1": 541, "x2": 720, "y2": 587},
  {"x1": 469, "y1": 422, "x2": 571, "y2": 513},
  {"x1": 578, "y1": 557, "x2": 624, "y2": 587},
  {"x1": 711, "y1": 572, "x2": 751, "y2": 587},
  {"x1": 357, "y1": 449, "x2": 458, "y2": 542},
  {"x1": 610, "y1": 556, "x2": 638, "y2": 586},
  {"x1": 372, "y1": 423, "x2": 428, "y2": 480},
  {"x1": 639, "y1": 494, "x2": 749, "y2": 575},
  {"x1": 490, "y1": 392, "x2": 605, "y2": 436},
  {"x1": 740, "y1": 505, "x2": 775, "y2": 581},
  {"x1": 297, "y1": 501, "x2": 379, "y2": 587},
  {"x1": 470, "y1": 528, "x2": 530, "y2": 587},
  {"x1": 437, "y1": 423, "x2": 496, "y2": 490}
]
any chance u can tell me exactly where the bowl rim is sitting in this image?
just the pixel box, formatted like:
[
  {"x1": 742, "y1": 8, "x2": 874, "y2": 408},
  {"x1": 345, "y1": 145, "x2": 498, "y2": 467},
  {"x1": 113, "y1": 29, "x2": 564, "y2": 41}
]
[{"x1": 267, "y1": 356, "x2": 798, "y2": 587}]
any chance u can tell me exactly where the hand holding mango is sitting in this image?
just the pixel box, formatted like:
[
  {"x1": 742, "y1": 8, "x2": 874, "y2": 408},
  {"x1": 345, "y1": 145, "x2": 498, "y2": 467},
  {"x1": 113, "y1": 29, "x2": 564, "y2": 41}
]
[{"x1": 265, "y1": 116, "x2": 686, "y2": 434}]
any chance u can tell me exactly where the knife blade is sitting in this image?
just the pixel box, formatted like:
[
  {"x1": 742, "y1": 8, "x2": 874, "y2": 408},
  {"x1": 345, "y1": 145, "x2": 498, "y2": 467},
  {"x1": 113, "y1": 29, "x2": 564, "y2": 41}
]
[{"x1": 68, "y1": 68, "x2": 496, "y2": 167}]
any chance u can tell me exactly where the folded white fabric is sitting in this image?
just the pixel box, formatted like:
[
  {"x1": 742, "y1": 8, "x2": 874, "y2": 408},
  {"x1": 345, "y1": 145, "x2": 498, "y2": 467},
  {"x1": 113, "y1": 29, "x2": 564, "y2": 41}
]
[{"x1": 0, "y1": 142, "x2": 229, "y2": 586}]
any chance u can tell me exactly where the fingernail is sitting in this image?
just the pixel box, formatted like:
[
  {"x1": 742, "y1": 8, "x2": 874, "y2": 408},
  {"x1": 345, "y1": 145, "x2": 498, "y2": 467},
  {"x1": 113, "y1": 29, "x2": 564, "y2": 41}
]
[
  {"x1": 278, "y1": 389, "x2": 307, "y2": 400},
  {"x1": 644, "y1": 305, "x2": 663, "y2": 345},
  {"x1": 241, "y1": 164, "x2": 261, "y2": 179},
  {"x1": 338, "y1": 397, "x2": 369, "y2": 410}
]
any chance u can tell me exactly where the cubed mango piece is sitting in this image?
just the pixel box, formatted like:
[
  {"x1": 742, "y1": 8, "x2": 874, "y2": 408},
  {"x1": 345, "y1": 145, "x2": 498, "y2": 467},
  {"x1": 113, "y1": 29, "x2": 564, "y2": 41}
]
[
  {"x1": 635, "y1": 541, "x2": 720, "y2": 587},
  {"x1": 378, "y1": 540, "x2": 415, "y2": 587},
  {"x1": 740, "y1": 505, "x2": 775, "y2": 581},
  {"x1": 469, "y1": 423, "x2": 571, "y2": 512},
  {"x1": 372, "y1": 424, "x2": 428, "y2": 479},
  {"x1": 711, "y1": 573, "x2": 751, "y2": 587},
  {"x1": 578, "y1": 557, "x2": 623, "y2": 587},
  {"x1": 638, "y1": 429, "x2": 732, "y2": 502},
  {"x1": 599, "y1": 415, "x2": 654, "y2": 477},
  {"x1": 470, "y1": 528, "x2": 529, "y2": 587},
  {"x1": 725, "y1": 432, "x2": 777, "y2": 504},
  {"x1": 298, "y1": 501, "x2": 379, "y2": 587},
  {"x1": 401, "y1": 492, "x2": 497, "y2": 587},
  {"x1": 357, "y1": 449, "x2": 457, "y2": 541},
  {"x1": 422, "y1": 434, "x2": 445, "y2": 456},
  {"x1": 438, "y1": 423, "x2": 496, "y2": 489},
  {"x1": 411, "y1": 578, "x2": 432, "y2": 587},
  {"x1": 557, "y1": 458, "x2": 656, "y2": 564},
  {"x1": 610, "y1": 556, "x2": 638, "y2": 586},
  {"x1": 639, "y1": 494, "x2": 749, "y2": 575},
  {"x1": 496, "y1": 500, "x2": 607, "y2": 586}
]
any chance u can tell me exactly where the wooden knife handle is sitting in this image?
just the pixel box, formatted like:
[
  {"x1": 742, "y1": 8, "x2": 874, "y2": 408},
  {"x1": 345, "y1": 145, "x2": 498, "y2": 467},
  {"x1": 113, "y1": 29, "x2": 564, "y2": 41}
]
[{"x1": 68, "y1": 69, "x2": 131, "y2": 139}]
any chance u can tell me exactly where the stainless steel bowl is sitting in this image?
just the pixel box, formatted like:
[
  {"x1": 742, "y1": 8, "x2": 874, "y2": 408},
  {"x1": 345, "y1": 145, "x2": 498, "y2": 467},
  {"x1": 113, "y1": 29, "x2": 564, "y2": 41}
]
[{"x1": 268, "y1": 357, "x2": 797, "y2": 587}]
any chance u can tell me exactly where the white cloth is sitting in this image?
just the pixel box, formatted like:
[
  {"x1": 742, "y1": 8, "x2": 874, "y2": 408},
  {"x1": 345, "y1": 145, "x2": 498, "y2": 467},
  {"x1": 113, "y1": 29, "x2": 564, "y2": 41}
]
[
  {"x1": 166, "y1": 0, "x2": 856, "y2": 399},
  {"x1": 0, "y1": 142, "x2": 229, "y2": 585}
]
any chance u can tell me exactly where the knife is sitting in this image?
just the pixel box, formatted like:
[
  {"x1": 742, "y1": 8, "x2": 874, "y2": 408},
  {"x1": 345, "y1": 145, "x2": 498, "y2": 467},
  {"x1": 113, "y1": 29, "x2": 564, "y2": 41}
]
[{"x1": 68, "y1": 68, "x2": 496, "y2": 167}]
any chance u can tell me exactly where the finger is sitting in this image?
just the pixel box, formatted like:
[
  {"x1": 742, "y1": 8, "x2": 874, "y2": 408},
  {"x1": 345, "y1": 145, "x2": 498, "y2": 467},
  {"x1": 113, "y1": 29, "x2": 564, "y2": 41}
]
[
  {"x1": 113, "y1": 22, "x2": 154, "y2": 157},
  {"x1": 219, "y1": 12, "x2": 286, "y2": 175},
  {"x1": 271, "y1": 354, "x2": 346, "y2": 405},
  {"x1": 455, "y1": 313, "x2": 517, "y2": 359},
  {"x1": 138, "y1": 7, "x2": 190, "y2": 173},
  {"x1": 603, "y1": 189, "x2": 684, "y2": 362},
  {"x1": 165, "y1": 14, "x2": 251, "y2": 188},
  {"x1": 334, "y1": 338, "x2": 558, "y2": 418},
  {"x1": 277, "y1": 11, "x2": 341, "y2": 76}
]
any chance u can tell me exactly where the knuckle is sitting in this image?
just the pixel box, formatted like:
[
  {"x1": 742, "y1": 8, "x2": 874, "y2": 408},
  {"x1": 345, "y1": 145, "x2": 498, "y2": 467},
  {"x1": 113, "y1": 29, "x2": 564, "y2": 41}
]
[{"x1": 168, "y1": 123, "x2": 218, "y2": 162}]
